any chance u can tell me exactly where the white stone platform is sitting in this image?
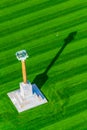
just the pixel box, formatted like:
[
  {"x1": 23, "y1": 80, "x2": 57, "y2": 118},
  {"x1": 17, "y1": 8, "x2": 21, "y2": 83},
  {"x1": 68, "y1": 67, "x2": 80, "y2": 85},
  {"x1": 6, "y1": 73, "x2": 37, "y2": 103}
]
[{"x1": 7, "y1": 82, "x2": 47, "y2": 112}]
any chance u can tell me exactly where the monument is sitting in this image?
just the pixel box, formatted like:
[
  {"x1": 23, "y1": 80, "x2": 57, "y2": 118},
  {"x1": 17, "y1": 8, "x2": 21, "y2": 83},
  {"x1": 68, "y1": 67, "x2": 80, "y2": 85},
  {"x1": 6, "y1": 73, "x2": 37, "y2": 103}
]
[{"x1": 7, "y1": 50, "x2": 47, "y2": 112}]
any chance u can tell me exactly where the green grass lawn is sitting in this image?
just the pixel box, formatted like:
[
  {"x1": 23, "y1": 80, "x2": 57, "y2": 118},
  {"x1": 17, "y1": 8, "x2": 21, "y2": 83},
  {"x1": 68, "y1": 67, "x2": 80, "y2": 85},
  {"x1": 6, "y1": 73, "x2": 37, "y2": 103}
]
[{"x1": 0, "y1": 0, "x2": 87, "y2": 130}]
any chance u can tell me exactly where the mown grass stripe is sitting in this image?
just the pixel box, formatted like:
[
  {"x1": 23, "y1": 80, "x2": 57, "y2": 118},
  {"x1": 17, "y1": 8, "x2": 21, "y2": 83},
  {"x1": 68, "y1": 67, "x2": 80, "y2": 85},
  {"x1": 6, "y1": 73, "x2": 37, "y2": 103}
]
[
  {"x1": 0, "y1": 36, "x2": 87, "y2": 73},
  {"x1": 0, "y1": 0, "x2": 48, "y2": 18},
  {"x1": 1, "y1": 13, "x2": 86, "y2": 40},
  {"x1": 0, "y1": 71, "x2": 87, "y2": 96},
  {"x1": 57, "y1": 46, "x2": 87, "y2": 65},
  {"x1": 0, "y1": 28, "x2": 87, "y2": 71},
  {"x1": 1, "y1": 1, "x2": 87, "y2": 30},
  {"x1": 50, "y1": 64, "x2": 87, "y2": 83},
  {"x1": 0, "y1": 15, "x2": 87, "y2": 49},
  {"x1": 41, "y1": 110, "x2": 87, "y2": 130},
  {"x1": 0, "y1": 27, "x2": 86, "y2": 59},
  {"x1": 1, "y1": 46, "x2": 87, "y2": 79},
  {"x1": 16, "y1": 99, "x2": 87, "y2": 130},
  {"x1": 68, "y1": 120, "x2": 87, "y2": 130},
  {"x1": 51, "y1": 73, "x2": 87, "y2": 94},
  {"x1": 0, "y1": 7, "x2": 87, "y2": 38},
  {"x1": 49, "y1": 54, "x2": 87, "y2": 77},
  {"x1": 0, "y1": 0, "x2": 46, "y2": 10},
  {"x1": 0, "y1": 3, "x2": 87, "y2": 37},
  {"x1": 0, "y1": 0, "x2": 29, "y2": 9},
  {"x1": 0, "y1": 54, "x2": 87, "y2": 85},
  {"x1": 21, "y1": 42, "x2": 87, "y2": 75},
  {"x1": 0, "y1": 21, "x2": 87, "y2": 59},
  {"x1": 0, "y1": 0, "x2": 68, "y2": 23},
  {"x1": 67, "y1": 88, "x2": 87, "y2": 106},
  {"x1": 0, "y1": 77, "x2": 85, "y2": 130}
]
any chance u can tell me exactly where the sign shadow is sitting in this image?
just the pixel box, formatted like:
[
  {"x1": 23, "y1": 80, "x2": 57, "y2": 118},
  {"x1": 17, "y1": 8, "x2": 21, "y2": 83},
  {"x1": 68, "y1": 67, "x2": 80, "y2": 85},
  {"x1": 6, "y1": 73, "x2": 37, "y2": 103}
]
[{"x1": 32, "y1": 31, "x2": 77, "y2": 89}]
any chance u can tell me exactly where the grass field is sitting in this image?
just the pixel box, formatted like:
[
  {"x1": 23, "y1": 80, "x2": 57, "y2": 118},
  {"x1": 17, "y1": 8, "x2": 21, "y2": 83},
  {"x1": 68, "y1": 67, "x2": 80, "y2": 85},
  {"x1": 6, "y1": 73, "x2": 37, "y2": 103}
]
[{"x1": 0, "y1": 0, "x2": 87, "y2": 130}]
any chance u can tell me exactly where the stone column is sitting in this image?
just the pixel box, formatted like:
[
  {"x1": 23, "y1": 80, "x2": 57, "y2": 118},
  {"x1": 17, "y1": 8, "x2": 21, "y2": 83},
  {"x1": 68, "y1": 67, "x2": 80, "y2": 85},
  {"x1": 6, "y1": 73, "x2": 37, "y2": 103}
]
[{"x1": 21, "y1": 60, "x2": 27, "y2": 83}]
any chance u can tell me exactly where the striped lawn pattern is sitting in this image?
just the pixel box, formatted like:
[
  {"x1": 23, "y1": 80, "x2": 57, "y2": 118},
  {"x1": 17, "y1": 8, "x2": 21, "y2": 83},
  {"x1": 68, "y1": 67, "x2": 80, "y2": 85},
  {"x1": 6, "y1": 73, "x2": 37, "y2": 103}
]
[{"x1": 0, "y1": 0, "x2": 87, "y2": 130}]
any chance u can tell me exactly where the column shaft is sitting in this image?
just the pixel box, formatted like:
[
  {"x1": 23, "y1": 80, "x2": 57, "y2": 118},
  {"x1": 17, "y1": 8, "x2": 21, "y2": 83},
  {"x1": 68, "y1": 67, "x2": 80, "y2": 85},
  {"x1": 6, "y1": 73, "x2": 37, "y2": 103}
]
[{"x1": 21, "y1": 60, "x2": 27, "y2": 83}]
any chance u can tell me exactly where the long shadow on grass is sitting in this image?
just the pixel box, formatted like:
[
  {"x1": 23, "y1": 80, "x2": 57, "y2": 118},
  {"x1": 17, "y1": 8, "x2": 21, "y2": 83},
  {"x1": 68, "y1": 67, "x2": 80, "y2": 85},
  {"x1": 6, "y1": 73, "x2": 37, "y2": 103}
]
[{"x1": 32, "y1": 31, "x2": 77, "y2": 89}]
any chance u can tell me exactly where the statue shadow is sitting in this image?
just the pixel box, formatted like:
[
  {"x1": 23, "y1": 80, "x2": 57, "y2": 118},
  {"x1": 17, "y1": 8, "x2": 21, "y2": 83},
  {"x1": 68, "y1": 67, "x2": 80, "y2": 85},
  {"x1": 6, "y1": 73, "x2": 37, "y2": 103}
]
[{"x1": 32, "y1": 31, "x2": 77, "y2": 89}]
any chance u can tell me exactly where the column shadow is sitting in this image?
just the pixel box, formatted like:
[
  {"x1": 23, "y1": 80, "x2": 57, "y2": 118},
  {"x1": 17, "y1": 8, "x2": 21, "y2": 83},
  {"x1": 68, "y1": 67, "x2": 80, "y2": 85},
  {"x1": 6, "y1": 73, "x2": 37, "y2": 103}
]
[{"x1": 32, "y1": 31, "x2": 77, "y2": 89}]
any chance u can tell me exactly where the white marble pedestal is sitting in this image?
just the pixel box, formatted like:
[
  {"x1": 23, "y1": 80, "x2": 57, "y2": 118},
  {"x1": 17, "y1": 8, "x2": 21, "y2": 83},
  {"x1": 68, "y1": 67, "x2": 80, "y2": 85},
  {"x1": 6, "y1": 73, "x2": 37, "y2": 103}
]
[{"x1": 7, "y1": 82, "x2": 47, "y2": 112}]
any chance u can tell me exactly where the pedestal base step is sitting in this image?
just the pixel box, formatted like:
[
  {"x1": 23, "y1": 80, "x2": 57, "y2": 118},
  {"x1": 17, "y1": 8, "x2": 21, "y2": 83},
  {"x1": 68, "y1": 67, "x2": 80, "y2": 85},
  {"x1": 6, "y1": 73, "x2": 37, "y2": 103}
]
[{"x1": 7, "y1": 84, "x2": 47, "y2": 112}]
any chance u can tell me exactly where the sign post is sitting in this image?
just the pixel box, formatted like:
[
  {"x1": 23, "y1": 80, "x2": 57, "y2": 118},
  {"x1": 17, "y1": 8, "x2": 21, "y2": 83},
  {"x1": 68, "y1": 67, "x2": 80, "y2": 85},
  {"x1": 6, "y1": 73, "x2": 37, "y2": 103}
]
[{"x1": 7, "y1": 50, "x2": 47, "y2": 113}]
